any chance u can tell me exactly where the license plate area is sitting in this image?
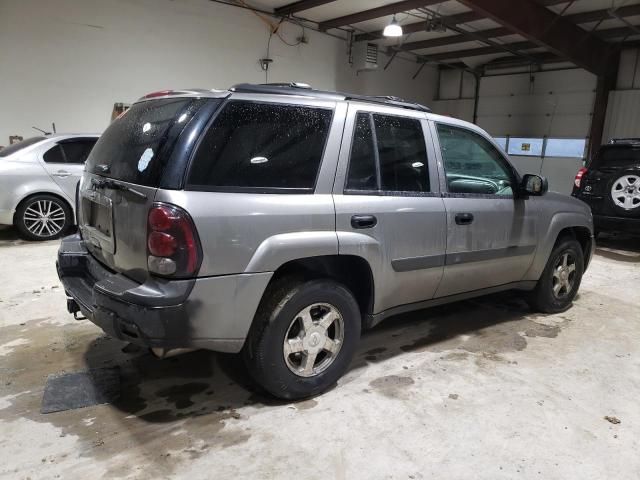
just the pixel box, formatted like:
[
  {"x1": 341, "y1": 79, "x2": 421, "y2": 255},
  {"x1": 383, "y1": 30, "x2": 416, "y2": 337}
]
[{"x1": 80, "y1": 190, "x2": 115, "y2": 254}]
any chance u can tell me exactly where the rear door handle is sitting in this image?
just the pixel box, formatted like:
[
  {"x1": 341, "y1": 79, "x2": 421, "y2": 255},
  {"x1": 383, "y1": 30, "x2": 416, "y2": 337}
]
[
  {"x1": 54, "y1": 170, "x2": 72, "y2": 178},
  {"x1": 455, "y1": 213, "x2": 474, "y2": 225},
  {"x1": 351, "y1": 215, "x2": 377, "y2": 229}
]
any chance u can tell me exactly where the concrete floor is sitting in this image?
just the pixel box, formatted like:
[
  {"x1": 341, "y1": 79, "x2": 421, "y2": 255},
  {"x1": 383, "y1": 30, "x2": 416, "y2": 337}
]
[{"x1": 0, "y1": 227, "x2": 639, "y2": 480}]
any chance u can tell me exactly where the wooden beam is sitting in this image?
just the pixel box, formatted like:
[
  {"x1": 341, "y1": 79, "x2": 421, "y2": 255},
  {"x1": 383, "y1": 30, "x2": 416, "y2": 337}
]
[
  {"x1": 318, "y1": 0, "x2": 443, "y2": 31},
  {"x1": 275, "y1": 0, "x2": 337, "y2": 16},
  {"x1": 456, "y1": 0, "x2": 614, "y2": 74}
]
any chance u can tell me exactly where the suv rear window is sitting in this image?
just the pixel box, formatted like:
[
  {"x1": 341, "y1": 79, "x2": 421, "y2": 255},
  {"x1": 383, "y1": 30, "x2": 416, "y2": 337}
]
[
  {"x1": 593, "y1": 147, "x2": 640, "y2": 168},
  {"x1": 187, "y1": 101, "x2": 333, "y2": 192},
  {"x1": 0, "y1": 137, "x2": 45, "y2": 157},
  {"x1": 86, "y1": 97, "x2": 210, "y2": 186}
]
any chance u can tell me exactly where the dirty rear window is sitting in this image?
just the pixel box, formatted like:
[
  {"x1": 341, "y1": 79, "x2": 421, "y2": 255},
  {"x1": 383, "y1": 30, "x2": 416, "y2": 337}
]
[{"x1": 86, "y1": 98, "x2": 208, "y2": 186}]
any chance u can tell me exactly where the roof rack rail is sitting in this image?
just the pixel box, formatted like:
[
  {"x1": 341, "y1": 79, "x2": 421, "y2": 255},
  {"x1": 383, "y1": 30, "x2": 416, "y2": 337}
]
[
  {"x1": 229, "y1": 83, "x2": 431, "y2": 113},
  {"x1": 610, "y1": 138, "x2": 640, "y2": 144}
]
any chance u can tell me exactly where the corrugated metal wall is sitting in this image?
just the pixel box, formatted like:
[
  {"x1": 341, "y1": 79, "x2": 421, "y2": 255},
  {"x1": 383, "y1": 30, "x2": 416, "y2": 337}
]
[{"x1": 602, "y1": 48, "x2": 640, "y2": 143}]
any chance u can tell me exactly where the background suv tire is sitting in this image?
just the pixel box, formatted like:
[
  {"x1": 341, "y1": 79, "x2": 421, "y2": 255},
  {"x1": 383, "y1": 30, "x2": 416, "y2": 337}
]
[
  {"x1": 243, "y1": 278, "x2": 361, "y2": 400},
  {"x1": 527, "y1": 238, "x2": 584, "y2": 314},
  {"x1": 15, "y1": 194, "x2": 72, "y2": 241}
]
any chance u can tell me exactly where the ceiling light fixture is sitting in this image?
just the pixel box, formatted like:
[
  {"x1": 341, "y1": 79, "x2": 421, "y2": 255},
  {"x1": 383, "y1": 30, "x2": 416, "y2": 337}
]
[{"x1": 383, "y1": 15, "x2": 403, "y2": 37}]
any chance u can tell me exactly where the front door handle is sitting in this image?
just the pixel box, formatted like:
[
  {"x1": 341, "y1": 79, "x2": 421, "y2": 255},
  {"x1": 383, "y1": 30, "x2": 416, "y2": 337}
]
[
  {"x1": 351, "y1": 215, "x2": 377, "y2": 229},
  {"x1": 455, "y1": 213, "x2": 474, "y2": 225},
  {"x1": 54, "y1": 170, "x2": 72, "y2": 178}
]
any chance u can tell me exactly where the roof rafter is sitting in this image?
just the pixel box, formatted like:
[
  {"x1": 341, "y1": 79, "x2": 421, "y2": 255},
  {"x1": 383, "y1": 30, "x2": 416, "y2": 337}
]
[
  {"x1": 318, "y1": 0, "x2": 444, "y2": 31},
  {"x1": 456, "y1": 0, "x2": 614, "y2": 74},
  {"x1": 274, "y1": 0, "x2": 337, "y2": 16}
]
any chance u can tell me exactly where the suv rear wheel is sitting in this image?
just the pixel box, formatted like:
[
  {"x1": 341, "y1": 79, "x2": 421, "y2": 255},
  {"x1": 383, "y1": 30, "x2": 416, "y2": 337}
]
[
  {"x1": 15, "y1": 194, "x2": 72, "y2": 241},
  {"x1": 243, "y1": 278, "x2": 361, "y2": 400},
  {"x1": 527, "y1": 238, "x2": 584, "y2": 313}
]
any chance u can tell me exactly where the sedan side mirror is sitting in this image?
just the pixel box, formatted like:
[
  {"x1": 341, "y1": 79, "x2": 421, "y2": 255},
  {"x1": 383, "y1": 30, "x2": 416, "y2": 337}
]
[{"x1": 521, "y1": 174, "x2": 548, "y2": 196}]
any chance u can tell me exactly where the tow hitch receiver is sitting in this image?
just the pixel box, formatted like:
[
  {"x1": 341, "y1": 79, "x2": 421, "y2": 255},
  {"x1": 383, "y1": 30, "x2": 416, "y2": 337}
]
[{"x1": 67, "y1": 298, "x2": 86, "y2": 320}]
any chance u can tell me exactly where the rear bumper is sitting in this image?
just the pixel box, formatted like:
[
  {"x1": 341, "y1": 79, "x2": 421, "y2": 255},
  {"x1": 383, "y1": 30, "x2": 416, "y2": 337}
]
[
  {"x1": 57, "y1": 234, "x2": 272, "y2": 353},
  {"x1": 594, "y1": 215, "x2": 640, "y2": 234}
]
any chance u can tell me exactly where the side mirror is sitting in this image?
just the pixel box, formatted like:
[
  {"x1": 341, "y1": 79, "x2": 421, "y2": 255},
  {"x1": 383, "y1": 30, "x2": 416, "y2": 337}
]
[{"x1": 521, "y1": 174, "x2": 548, "y2": 196}]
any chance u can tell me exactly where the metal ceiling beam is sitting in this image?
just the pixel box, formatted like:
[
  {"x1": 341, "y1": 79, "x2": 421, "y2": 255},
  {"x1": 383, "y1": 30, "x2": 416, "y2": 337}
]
[
  {"x1": 399, "y1": 27, "x2": 512, "y2": 51},
  {"x1": 354, "y1": 0, "x2": 572, "y2": 41},
  {"x1": 400, "y1": 23, "x2": 639, "y2": 54},
  {"x1": 318, "y1": 0, "x2": 443, "y2": 31},
  {"x1": 274, "y1": 0, "x2": 337, "y2": 16},
  {"x1": 563, "y1": 4, "x2": 640, "y2": 24},
  {"x1": 455, "y1": 0, "x2": 614, "y2": 74},
  {"x1": 420, "y1": 41, "x2": 536, "y2": 61}
]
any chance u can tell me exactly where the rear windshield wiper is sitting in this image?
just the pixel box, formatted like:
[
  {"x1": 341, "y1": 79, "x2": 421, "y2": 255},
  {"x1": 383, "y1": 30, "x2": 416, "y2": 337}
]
[{"x1": 91, "y1": 178, "x2": 147, "y2": 200}]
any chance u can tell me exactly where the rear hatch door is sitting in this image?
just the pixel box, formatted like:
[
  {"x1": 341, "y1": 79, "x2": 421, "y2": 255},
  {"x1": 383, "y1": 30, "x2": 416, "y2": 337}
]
[{"x1": 79, "y1": 95, "x2": 219, "y2": 283}]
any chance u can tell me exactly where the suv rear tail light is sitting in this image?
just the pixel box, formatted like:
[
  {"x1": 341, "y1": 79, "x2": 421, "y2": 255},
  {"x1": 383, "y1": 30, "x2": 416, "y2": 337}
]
[
  {"x1": 147, "y1": 203, "x2": 201, "y2": 277},
  {"x1": 574, "y1": 167, "x2": 588, "y2": 188}
]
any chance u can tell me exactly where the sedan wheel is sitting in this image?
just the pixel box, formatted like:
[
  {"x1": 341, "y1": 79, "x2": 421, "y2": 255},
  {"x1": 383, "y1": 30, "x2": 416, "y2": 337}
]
[{"x1": 15, "y1": 195, "x2": 72, "y2": 241}]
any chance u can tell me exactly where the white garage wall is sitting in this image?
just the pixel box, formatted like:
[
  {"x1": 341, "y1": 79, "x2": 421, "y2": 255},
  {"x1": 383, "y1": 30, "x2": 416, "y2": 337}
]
[{"x1": 0, "y1": 0, "x2": 437, "y2": 144}]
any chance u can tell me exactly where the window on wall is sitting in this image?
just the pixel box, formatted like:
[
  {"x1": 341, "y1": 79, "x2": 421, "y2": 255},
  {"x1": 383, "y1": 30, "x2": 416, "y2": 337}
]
[
  {"x1": 494, "y1": 137, "x2": 587, "y2": 159},
  {"x1": 507, "y1": 137, "x2": 544, "y2": 157},
  {"x1": 494, "y1": 137, "x2": 508, "y2": 151},
  {"x1": 545, "y1": 138, "x2": 586, "y2": 158}
]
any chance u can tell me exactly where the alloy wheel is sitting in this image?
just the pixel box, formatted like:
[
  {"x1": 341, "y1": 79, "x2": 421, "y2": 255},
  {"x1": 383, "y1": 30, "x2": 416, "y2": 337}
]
[
  {"x1": 611, "y1": 175, "x2": 640, "y2": 210},
  {"x1": 23, "y1": 200, "x2": 66, "y2": 238},
  {"x1": 283, "y1": 302, "x2": 345, "y2": 378},
  {"x1": 552, "y1": 252, "x2": 577, "y2": 298}
]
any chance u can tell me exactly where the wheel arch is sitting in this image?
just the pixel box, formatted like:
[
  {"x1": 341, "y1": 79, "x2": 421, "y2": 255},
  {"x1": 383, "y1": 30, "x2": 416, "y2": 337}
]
[
  {"x1": 260, "y1": 254, "x2": 375, "y2": 327},
  {"x1": 524, "y1": 212, "x2": 594, "y2": 281},
  {"x1": 13, "y1": 191, "x2": 74, "y2": 227}
]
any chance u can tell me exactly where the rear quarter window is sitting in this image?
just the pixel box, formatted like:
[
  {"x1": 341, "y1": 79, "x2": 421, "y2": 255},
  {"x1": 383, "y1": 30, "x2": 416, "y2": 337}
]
[{"x1": 187, "y1": 101, "x2": 333, "y2": 193}]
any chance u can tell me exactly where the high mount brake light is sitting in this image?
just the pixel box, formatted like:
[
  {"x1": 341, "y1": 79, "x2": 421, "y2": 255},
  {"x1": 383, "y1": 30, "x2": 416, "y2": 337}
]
[{"x1": 147, "y1": 203, "x2": 201, "y2": 277}]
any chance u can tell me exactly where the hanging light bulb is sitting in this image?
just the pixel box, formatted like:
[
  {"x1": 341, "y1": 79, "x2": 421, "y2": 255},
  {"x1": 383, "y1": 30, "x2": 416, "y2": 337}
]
[{"x1": 383, "y1": 15, "x2": 403, "y2": 37}]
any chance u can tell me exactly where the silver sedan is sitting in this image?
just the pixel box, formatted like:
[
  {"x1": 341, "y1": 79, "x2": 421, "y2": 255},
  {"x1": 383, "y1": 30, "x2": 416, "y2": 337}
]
[{"x1": 0, "y1": 134, "x2": 99, "y2": 240}]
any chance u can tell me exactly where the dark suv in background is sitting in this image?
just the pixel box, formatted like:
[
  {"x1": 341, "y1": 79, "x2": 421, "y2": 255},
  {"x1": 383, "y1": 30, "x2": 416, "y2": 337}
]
[{"x1": 573, "y1": 138, "x2": 640, "y2": 235}]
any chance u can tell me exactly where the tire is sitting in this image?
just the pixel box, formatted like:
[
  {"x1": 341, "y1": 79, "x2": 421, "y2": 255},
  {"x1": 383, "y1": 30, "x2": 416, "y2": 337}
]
[
  {"x1": 243, "y1": 278, "x2": 361, "y2": 400},
  {"x1": 14, "y1": 194, "x2": 72, "y2": 241},
  {"x1": 608, "y1": 172, "x2": 640, "y2": 215},
  {"x1": 527, "y1": 238, "x2": 584, "y2": 314}
]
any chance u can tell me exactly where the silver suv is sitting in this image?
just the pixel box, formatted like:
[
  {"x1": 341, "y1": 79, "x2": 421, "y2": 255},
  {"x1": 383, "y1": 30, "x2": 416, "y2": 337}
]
[{"x1": 57, "y1": 83, "x2": 595, "y2": 399}]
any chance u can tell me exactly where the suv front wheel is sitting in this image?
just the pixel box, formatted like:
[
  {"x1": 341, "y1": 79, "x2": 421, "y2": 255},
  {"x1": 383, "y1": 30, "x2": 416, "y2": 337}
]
[
  {"x1": 527, "y1": 238, "x2": 585, "y2": 313},
  {"x1": 243, "y1": 278, "x2": 361, "y2": 400}
]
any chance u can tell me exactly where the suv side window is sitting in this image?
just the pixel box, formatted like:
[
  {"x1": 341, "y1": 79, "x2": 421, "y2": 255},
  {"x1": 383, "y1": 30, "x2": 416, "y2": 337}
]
[
  {"x1": 188, "y1": 101, "x2": 333, "y2": 192},
  {"x1": 346, "y1": 112, "x2": 429, "y2": 193},
  {"x1": 436, "y1": 123, "x2": 514, "y2": 196},
  {"x1": 60, "y1": 140, "x2": 97, "y2": 164}
]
